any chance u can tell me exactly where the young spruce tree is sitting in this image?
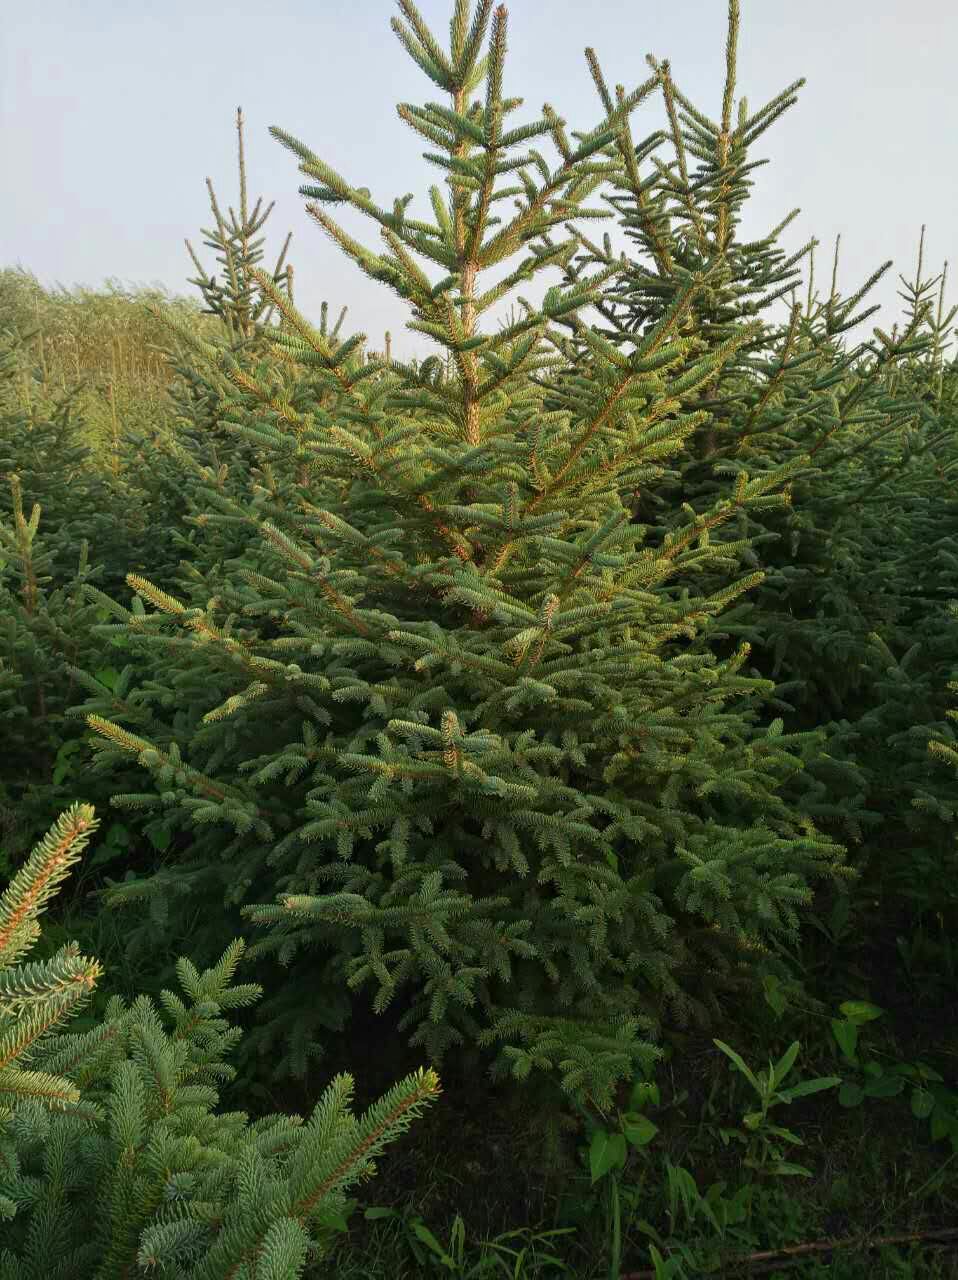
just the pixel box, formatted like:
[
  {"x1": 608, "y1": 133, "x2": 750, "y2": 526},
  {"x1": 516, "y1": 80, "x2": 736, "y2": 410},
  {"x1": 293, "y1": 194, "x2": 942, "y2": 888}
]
[
  {"x1": 0, "y1": 804, "x2": 438, "y2": 1278},
  {"x1": 77, "y1": 0, "x2": 847, "y2": 1110},
  {"x1": 551, "y1": 9, "x2": 958, "y2": 922}
]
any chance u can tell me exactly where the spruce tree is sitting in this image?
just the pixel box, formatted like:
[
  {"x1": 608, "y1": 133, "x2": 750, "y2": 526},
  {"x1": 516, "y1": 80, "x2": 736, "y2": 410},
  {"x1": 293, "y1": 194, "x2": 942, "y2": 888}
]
[
  {"x1": 555, "y1": 0, "x2": 932, "y2": 726},
  {"x1": 0, "y1": 804, "x2": 438, "y2": 1278},
  {"x1": 556, "y1": 6, "x2": 958, "y2": 918},
  {"x1": 0, "y1": 327, "x2": 126, "y2": 585},
  {"x1": 0, "y1": 328, "x2": 134, "y2": 858},
  {"x1": 74, "y1": 0, "x2": 849, "y2": 1110},
  {"x1": 848, "y1": 253, "x2": 958, "y2": 923},
  {"x1": 0, "y1": 806, "x2": 102, "y2": 1123},
  {"x1": 928, "y1": 606, "x2": 958, "y2": 790}
]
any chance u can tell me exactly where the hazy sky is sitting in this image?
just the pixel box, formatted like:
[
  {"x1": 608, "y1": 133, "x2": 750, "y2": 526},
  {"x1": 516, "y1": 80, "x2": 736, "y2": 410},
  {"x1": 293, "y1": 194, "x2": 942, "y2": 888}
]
[{"x1": 2, "y1": 0, "x2": 955, "y2": 358}]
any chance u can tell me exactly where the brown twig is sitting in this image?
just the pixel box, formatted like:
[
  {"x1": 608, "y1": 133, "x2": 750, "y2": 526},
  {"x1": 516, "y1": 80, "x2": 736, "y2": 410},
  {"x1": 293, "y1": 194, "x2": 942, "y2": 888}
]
[{"x1": 620, "y1": 1226, "x2": 958, "y2": 1278}]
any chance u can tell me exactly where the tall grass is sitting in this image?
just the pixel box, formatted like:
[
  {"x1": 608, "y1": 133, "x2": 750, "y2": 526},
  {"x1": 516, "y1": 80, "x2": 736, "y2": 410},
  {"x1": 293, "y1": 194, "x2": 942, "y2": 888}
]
[{"x1": 0, "y1": 267, "x2": 217, "y2": 463}]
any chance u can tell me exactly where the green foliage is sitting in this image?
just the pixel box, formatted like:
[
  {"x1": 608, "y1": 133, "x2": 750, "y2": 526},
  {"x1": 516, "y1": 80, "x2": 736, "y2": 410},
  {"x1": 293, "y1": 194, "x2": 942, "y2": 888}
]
[
  {"x1": 361, "y1": 1206, "x2": 577, "y2": 1277},
  {"x1": 0, "y1": 804, "x2": 102, "y2": 1119},
  {"x1": 69, "y1": 0, "x2": 859, "y2": 1112},
  {"x1": 711, "y1": 1037, "x2": 840, "y2": 1177},
  {"x1": 0, "y1": 309, "x2": 211, "y2": 869},
  {"x1": 0, "y1": 1, "x2": 956, "y2": 1273},
  {"x1": 0, "y1": 541, "x2": 143, "y2": 887},
  {"x1": 563, "y1": 124, "x2": 958, "y2": 925},
  {"x1": 825, "y1": 1001, "x2": 958, "y2": 1146},
  {"x1": 0, "y1": 804, "x2": 438, "y2": 1277}
]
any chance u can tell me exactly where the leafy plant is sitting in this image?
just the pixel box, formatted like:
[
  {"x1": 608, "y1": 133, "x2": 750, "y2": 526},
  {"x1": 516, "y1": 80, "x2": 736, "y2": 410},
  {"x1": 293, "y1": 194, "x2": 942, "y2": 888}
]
[
  {"x1": 362, "y1": 1206, "x2": 575, "y2": 1277},
  {"x1": 712, "y1": 1038, "x2": 840, "y2": 1178},
  {"x1": 826, "y1": 1001, "x2": 958, "y2": 1150}
]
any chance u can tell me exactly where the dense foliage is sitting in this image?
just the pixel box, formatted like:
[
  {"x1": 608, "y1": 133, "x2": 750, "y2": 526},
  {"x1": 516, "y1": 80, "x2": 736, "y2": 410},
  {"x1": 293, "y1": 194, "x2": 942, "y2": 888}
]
[
  {"x1": 1, "y1": 2, "x2": 955, "y2": 1275},
  {"x1": 0, "y1": 805, "x2": 438, "y2": 1277}
]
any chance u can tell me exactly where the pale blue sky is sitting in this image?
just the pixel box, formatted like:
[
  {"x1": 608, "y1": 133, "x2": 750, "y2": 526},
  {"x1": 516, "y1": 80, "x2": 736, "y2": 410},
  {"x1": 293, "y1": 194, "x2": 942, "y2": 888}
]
[{"x1": 2, "y1": 1, "x2": 955, "y2": 358}]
